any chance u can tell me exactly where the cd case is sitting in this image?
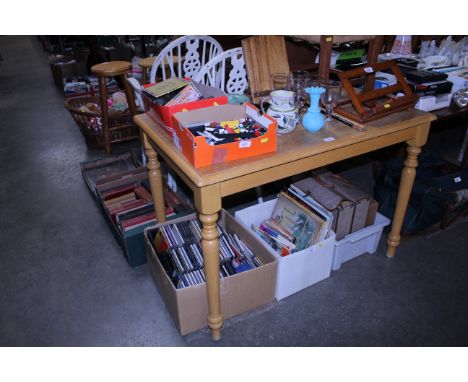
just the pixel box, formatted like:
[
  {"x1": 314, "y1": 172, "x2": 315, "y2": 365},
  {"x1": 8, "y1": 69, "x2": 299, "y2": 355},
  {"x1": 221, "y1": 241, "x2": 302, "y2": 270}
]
[{"x1": 144, "y1": 210, "x2": 277, "y2": 335}]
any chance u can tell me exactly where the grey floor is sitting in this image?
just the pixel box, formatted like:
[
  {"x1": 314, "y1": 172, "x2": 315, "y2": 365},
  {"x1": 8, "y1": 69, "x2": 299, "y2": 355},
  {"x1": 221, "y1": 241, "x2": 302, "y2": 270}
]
[{"x1": 1, "y1": 36, "x2": 468, "y2": 347}]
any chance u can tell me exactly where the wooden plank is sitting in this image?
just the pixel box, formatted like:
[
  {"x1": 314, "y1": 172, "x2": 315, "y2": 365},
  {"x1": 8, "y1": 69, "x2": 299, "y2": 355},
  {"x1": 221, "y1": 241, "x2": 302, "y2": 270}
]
[{"x1": 241, "y1": 36, "x2": 290, "y2": 103}]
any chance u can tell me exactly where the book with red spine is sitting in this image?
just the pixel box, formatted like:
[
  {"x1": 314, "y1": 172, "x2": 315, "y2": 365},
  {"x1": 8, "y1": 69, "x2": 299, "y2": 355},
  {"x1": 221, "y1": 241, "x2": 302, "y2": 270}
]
[
  {"x1": 101, "y1": 183, "x2": 138, "y2": 200},
  {"x1": 108, "y1": 199, "x2": 148, "y2": 220},
  {"x1": 120, "y1": 206, "x2": 175, "y2": 230},
  {"x1": 133, "y1": 185, "x2": 152, "y2": 202}
]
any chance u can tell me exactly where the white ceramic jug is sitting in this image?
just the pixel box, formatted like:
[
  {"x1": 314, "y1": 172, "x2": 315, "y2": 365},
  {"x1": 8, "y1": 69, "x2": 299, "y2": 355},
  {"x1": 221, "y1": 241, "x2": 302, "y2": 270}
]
[{"x1": 260, "y1": 90, "x2": 299, "y2": 134}]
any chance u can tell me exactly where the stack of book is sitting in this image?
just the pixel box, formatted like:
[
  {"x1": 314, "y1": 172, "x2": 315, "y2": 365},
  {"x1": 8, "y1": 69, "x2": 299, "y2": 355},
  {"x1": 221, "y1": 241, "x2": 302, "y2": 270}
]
[
  {"x1": 252, "y1": 190, "x2": 333, "y2": 257},
  {"x1": 99, "y1": 181, "x2": 191, "y2": 233},
  {"x1": 81, "y1": 152, "x2": 195, "y2": 267},
  {"x1": 152, "y1": 218, "x2": 264, "y2": 289},
  {"x1": 143, "y1": 78, "x2": 202, "y2": 106}
]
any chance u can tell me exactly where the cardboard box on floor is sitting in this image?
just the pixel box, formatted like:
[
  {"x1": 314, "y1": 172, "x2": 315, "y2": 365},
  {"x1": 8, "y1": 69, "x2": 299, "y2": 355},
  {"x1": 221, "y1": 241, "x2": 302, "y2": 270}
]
[
  {"x1": 171, "y1": 103, "x2": 277, "y2": 168},
  {"x1": 80, "y1": 154, "x2": 194, "y2": 267},
  {"x1": 144, "y1": 210, "x2": 277, "y2": 335}
]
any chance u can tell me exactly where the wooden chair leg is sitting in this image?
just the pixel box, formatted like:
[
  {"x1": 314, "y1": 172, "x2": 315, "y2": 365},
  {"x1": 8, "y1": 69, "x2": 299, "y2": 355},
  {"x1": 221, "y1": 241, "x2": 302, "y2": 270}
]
[
  {"x1": 319, "y1": 36, "x2": 333, "y2": 81},
  {"x1": 98, "y1": 76, "x2": 111, "y2": 155},
  {"x1": 121, "y1": 73, "x2": 138, "y2": 117},
  {"x1": 121, "y1": 73, "x2": 145, "y2": 161}
]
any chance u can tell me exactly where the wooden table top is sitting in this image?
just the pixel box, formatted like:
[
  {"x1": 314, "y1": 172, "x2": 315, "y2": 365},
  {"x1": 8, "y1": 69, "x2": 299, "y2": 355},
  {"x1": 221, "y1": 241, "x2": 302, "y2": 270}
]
[{"x1": 135, "y1": 109, "x2": 436, "y2": 189}]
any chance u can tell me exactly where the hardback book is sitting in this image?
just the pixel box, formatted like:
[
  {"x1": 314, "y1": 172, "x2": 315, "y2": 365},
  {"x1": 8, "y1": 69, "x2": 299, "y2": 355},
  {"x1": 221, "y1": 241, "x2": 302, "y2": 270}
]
[
  {"x1": 143, "y1": 78, "x2": 189, "y2": 105},
  {"x1": 133, "y1": 185, "x2": 152, "y2": 203},
  {"x1": 108, "y1": 199, "x2": 149, "y2": 220},
  {"x1": 95, "y1": 167, "x2": 147, "y2": 187},
  {"x1": 165, "y1": 83, "x2": 202, "y2": 106},
  {"x1": 100, "y1": 183, "x2": 139, "y2": 201},
  {"x1": 287, "y1": 186, "x2": 333, "y2": 242},
  {"x1": 121, "y1": 212, "x2": 157, "y2": 231},
  {"x1": 115, "y1": 204, "x2": 155, "y2": 224},
  {"x1": 271, "y1": 192, "x2": 325, "y2": 252},
  {"x1": 103, "y1": 192, "x2": 136, "y2": 208},
  {"x1": 119, "y1": 206, "x2": 176, "y2": 231}
]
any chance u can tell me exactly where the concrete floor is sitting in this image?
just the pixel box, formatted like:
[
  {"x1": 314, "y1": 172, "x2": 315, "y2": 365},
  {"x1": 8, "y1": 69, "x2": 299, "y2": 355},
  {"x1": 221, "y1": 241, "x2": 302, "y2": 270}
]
[{"x1": 1, "y1": 36, "x2": 468, "y2": 347}]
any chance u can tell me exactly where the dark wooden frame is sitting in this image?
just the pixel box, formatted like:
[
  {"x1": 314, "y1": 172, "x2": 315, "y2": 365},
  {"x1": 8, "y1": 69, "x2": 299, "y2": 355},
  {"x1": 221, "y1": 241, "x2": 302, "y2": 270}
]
[{"x1": 334, "y1": 61, "x2": 419, "y2": 123}]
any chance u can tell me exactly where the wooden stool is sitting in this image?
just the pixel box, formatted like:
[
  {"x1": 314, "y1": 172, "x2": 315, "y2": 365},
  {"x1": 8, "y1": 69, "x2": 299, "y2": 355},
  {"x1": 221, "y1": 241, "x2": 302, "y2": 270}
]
[
  {"x1": 91, "y1": 61, "x2": 138, "y2": 154},
  {"x1": 139, "y1": 56, "x2": 155, "y2": 84},
  {"x1": 139, "y1": 56, "x2": 179, "y2": 84}
]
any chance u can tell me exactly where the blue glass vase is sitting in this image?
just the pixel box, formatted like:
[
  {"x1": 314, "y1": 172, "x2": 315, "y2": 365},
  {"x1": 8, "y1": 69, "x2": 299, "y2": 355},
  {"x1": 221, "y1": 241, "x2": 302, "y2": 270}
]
[{"x1": 302, "y1": 86, "x2": 325, "y2": 133}]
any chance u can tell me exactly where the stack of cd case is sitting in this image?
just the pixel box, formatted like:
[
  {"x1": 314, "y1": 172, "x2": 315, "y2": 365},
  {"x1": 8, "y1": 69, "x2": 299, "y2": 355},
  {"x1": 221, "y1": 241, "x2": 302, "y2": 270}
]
[{"x1": 150, "y1": 218, "x2": 264, "y2": 289}]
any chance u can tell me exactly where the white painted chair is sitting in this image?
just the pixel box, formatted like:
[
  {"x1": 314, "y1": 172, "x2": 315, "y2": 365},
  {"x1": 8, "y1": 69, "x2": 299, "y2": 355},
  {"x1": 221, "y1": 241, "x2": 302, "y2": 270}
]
[
  {"x1": 127, "y1": 77, "x2": 145, "y2": 111},
  {"x1": 192, "y1": 47, "x2": 248, "y2": 95},
  {"x1": 149, "y1": 35, "x2": 223, "y2": 83},
  {"x1": 194, "y1": 48, "x2": 263, "y2": 202}
]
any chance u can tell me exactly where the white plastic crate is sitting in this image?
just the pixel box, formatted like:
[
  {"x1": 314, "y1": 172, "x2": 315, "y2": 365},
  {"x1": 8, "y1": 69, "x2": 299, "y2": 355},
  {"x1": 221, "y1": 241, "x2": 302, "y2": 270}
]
[
  {"x1": 235, "y1": 199, "x2": 335, "y2": 301},
  {"x1": 332, "y1": 212, "x2": 390, "y2": 271}
]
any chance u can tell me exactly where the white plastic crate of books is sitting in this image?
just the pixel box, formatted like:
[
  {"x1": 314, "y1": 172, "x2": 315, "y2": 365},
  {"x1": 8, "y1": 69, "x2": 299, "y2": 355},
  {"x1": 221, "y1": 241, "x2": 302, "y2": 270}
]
[
  {"x1": 235, "y1": 198, "x2": 335, "y2": 300},
  {"x1": 332, "y1": 212, "x2": 390, "y2": 271}
]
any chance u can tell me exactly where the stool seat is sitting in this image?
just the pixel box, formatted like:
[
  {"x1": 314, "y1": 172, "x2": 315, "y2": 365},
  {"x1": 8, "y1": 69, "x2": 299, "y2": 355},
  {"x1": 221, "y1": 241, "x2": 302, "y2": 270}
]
[
  {"x1": 91, "y1": 61, "x2": 132, "y2": 76},
  {"x1": 138, "y1": 56, "x2": 156, "y2": 70},
  {"x1": 139, "y1": 56, "x2": 179, "y2": 70}
]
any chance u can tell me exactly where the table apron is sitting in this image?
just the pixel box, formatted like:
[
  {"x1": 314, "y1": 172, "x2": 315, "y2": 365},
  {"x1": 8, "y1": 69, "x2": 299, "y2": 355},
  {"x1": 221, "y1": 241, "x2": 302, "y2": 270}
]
[
  {"x1": 220, "y1": 127, "x2": 419, "y2": 197},
  {"x1": 149, "y1": 125, "x2": 423, "y2": 203}
]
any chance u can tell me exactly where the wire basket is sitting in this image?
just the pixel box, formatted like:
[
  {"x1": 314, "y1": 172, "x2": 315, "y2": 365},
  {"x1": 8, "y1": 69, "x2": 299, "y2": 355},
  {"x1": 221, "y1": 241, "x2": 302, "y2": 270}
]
[{"x1": 65, "y1": 96, "x2": 139, "y2": 149}]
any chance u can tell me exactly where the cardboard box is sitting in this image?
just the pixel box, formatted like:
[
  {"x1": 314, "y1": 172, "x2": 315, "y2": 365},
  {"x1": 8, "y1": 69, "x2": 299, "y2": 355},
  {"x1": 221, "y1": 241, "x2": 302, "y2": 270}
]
[
  {"x1": 80, "y1": 152, "x2": 141, "y2": 197},
  {"x1": 145, "y1": 210, "x2": 277, "y2": 335},
  {"x1": 80, "y1": 154, "x2": 194, "y2": 267},
  {"x1": 49, "y1": 55, "x2": 87, "y2": 88},
  {"x1": 143, "y1": 81, "x2": 228, "y2": 135},
  {"x1": 171, "y1": 103, "x2": 277, "y2": 168},
  {"x1": 96, "y1": 176, "x2": 194, "y2": 267},
  {"x1": 235, "y1": 198, "x2": 335, "y2": 301}
]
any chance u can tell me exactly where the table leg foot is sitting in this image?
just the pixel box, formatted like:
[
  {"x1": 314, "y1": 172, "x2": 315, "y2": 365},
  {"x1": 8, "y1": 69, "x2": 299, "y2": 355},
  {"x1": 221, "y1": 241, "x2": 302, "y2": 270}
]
[
  {"x1": 386, "y1": 242, "x2": 398, "y2": 258},
  {"x1": 199, "y1": 212, "x2": 223, "y2": 341},
  {"x1": 386, "y1": 144, "x2": 421, "y2": 258},
  {"x1": 207, "y1": 320, "x2": 222, "y2": 341}
]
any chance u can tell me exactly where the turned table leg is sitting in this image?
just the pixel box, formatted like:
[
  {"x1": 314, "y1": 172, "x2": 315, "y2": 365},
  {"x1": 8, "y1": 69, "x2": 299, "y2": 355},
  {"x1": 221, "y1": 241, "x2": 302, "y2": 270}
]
[
  {"x1": 143, "y1": 133, "x2": 166, "y2": 223},
  {"x1": 386, "y1": 144, "x2": 422, "y2": 258},
  {"x1": 199, "y1": 212, "x2": 223, "y2": 340}
]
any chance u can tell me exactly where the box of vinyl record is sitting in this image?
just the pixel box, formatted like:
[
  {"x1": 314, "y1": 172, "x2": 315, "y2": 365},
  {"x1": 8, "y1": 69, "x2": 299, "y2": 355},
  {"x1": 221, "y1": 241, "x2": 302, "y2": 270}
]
[{"x1": 144, "y1": 210, "x2": 277, "y2": 336}]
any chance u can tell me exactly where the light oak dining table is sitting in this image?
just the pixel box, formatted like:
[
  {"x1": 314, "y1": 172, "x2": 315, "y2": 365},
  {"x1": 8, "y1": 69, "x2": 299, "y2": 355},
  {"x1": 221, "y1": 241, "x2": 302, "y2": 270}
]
[{"x1": 134, "y1": 108, "x2": 436, "y2": 340}]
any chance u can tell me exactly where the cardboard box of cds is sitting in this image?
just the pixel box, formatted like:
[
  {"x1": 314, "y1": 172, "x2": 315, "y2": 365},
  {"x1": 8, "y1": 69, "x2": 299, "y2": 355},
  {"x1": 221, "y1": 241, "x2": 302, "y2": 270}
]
[{"x1": 144, "y1": 210, "x2": 277, "y2": 336}]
